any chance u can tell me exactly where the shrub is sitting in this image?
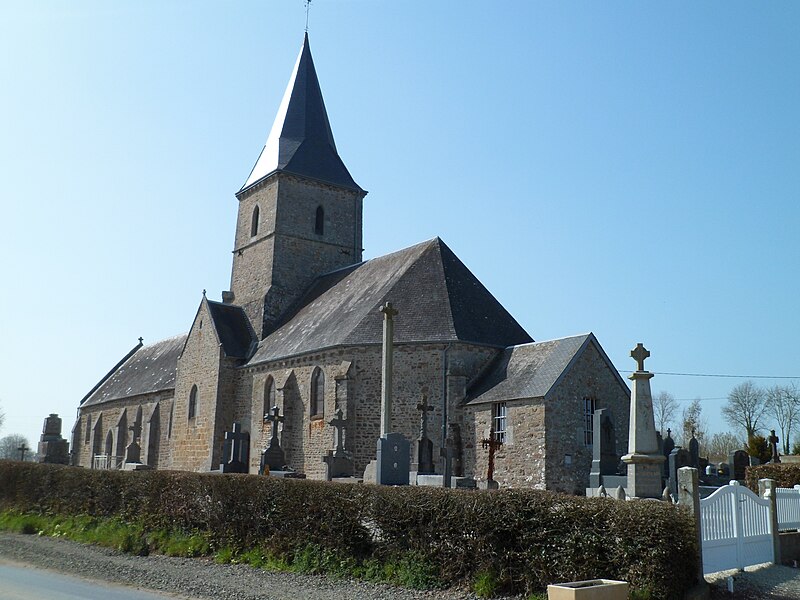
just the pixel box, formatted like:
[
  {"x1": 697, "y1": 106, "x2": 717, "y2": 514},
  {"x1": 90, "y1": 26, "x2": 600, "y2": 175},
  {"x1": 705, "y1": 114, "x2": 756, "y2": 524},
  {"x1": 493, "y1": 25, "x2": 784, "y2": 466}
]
[
  {"x1": 0, "y1": 461, "x2": 698, "y2": 599},
  {"x1": 746, "y1": 463, "x2": 800, "y2": 492}
]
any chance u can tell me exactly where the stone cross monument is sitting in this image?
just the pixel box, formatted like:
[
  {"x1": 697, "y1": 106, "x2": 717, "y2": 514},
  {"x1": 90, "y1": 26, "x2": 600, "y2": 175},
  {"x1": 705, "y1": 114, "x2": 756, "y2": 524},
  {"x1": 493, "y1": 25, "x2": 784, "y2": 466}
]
[
  {"x1": 416, "y1": 394, "x2": 435, "y2": 474},
  {"x1": 375, "y1": 302, "x2": 410, "y2": 485},
  {"x1": 379, "y1": 302, "x2": 398, "y2": 437},
  {"x1": 261, "y1": 406, "x2": 287, "y2": 472},
  {"x1": 621, "y1": 343, "x2": 665, "y2": 499}
]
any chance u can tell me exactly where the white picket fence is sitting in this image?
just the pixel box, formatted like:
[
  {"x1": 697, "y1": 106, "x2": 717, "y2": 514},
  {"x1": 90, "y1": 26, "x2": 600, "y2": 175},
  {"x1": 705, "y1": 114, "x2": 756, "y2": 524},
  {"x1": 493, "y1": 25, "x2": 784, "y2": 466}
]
[
  {"x1": 699, "y1": 481, "x2": 774, "y2": 574},
  {"x1": 777, "y1": 485, "x2": 800, "y2": 531}
]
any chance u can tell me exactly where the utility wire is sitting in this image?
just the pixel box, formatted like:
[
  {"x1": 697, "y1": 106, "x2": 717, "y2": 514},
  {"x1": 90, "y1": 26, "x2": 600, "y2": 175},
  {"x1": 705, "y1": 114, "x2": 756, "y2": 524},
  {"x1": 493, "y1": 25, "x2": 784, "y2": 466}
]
[{"x1": 617, "y1": 370, "x2": 800, "y2": 380}]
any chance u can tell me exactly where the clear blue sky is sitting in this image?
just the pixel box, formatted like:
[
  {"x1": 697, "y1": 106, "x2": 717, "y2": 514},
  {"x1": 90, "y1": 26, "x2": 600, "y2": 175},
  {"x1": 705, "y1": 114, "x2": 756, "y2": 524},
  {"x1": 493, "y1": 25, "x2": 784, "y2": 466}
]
[{"x1": 1, "y1": 1, "x2": 798, "y2": 451}]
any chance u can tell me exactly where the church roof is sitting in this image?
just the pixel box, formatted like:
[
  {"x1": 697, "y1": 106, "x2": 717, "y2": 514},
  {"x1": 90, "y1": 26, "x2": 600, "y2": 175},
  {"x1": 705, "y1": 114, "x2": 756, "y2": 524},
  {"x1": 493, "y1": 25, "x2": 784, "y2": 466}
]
[
  {"x1": 240, "y1": 33, "x2": 362, "y2": 193},
  {"x1": 465, "y1": 333, "x2": 597, "y2": 405},
  {"x1": 248, "y1": 237, "x2": 533, "y2": 364},
  {"x1": 80, "y1": 334, "x2": 188, "y2": 408},
  {"x1": 206, "y1": 300, "x2": 257, "y2": 359}
]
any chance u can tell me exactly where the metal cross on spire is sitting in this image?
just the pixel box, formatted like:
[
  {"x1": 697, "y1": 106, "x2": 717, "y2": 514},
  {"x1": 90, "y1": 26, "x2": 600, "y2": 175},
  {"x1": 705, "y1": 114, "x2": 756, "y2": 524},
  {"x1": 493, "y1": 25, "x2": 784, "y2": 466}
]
[
  {"x1": 305, "y1": 0, "x2": 311, "y2": 33},
  {"x1": 630, "y1": 343, "x2": 650, "y2": 372}
]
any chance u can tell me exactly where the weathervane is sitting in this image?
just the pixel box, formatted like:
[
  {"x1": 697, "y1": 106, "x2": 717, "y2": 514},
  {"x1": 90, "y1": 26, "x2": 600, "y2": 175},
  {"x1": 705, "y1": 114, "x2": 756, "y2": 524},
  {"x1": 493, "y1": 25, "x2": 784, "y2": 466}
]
[{"x1": 305, "y1": 0, "x2": 311, "y2": 33}]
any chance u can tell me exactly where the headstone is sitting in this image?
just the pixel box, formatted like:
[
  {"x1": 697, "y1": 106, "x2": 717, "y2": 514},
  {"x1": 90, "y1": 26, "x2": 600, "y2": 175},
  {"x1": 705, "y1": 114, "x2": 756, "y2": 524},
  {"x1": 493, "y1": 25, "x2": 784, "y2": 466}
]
[
  {"x1": 621, "y1": 343, "x2": 665, "y2": 499},
  {"x1": 769, "y1": 429, "x2": 781, "y2": 464},
  {"x1": 668, "y1": 447, "x2": 691, "y2": 498},
  {"x1": 37, "y1": 414, "x2": 69, "y2": 465},
  {"x1": 220, "y1": 423, "x2": 249, "y2": 473},
  {"x1": 705, "y1": 464, "x2": 718, "y2": 476},
  {"x1": 323, "y1": 408, "x2": 354, "y2": 480},
  {"x1": 124, "y1": 419, "x2": 142, "y2": 465},
  {"x1": 480, "y1": 421, "x2": 503, "y2": 485},
  {"x1": 589, "y1": 409, "x2": 618, "y2": 488},
  {"x1": 261, "y1": 406, "x2": 286, "y2": 473},
  {"x1": 718, "y1": 462, "x2": 730, "y2": 477},
  {"x1": 729, "y1": 449, "x2": 748, "y2": 480},
  {"x1": 689, "y1": 429, "x2": 700, "y2": 469},
  {"x1": 448, "y1": 423, "x2": 463, "y2": 477},
  {"x1": 749, "y1": 455, "x2": 761, "y2": 467},
  {"x1": 376, "y1": 432, "x2": 410, "y2": 486},
  {"x1": 415, "y1": 394, "x2": 435, "y2": 474},
  {"x1": 662, "y1": 428, "x2": 675, "y2": 478}
]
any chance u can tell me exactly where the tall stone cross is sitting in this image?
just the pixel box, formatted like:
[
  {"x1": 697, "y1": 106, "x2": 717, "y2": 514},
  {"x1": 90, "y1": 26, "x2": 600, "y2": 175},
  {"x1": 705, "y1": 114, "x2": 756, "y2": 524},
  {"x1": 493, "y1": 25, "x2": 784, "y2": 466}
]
[
  {"x1": 631, "y1": 343, "x2": 650, "y2": 372},
  {"x1": 417, "y1": 394, "x2": 433, "y2": 440},
  {"x1": 379, "y1": 302, "x2": 398, "y2": 437},
  {"x1": 264, "y1": 406, "x2": 284, "y2": 449},
  {"x1": 480, "y1": 423, "x2": 503, "y2": 482},
  {"x1": 17, "y1": 443, "x2": 28, "y2": 462},
  {"x1": 329, "y1": 408, "x2": 347, "y2": 456}
]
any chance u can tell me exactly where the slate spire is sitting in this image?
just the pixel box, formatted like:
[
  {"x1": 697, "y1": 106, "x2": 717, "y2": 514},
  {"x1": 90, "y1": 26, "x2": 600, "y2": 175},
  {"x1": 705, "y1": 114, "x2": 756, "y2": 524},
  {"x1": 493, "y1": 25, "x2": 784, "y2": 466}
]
[{"x1": 241, "y1": 33, "x2": 361, "y2": 192}]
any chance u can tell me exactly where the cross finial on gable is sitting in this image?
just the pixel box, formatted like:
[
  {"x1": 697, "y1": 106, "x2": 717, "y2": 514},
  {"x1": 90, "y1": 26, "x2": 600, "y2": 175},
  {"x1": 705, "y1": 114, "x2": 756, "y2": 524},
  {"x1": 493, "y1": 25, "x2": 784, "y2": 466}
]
[{"x1": 630, "y1": 343, "x2": 650, "y2": 372}]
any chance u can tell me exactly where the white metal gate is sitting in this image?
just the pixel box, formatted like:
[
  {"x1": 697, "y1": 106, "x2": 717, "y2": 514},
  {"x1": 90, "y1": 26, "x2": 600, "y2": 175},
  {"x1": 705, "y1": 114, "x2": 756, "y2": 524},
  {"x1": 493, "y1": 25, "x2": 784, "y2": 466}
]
[
  {"x1": 700, "y1": 481, "x2": 774, "y2": 574},
  {"x1": 776, "y1": 485, "x2": 800, "y2": 531}
]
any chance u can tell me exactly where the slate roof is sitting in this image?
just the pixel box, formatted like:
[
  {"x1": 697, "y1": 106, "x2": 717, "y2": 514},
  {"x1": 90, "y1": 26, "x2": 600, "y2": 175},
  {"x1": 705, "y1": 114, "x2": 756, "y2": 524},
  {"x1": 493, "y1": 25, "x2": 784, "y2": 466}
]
[
  {"x1": 207, "y1": 300, "x2": 256, "y2": 359},
  {"x1": 248, "y1": 237, "x2": 532, "y2": 365},
  {"x1": 240, "y1": 33, "x2": 362, "y2": 193},
  {"x1": 80, "y1": 334, "x2": 188, "y2": 407},
  {"x1": 465, "y1": 334, "x2": 594, "y2": 405}
]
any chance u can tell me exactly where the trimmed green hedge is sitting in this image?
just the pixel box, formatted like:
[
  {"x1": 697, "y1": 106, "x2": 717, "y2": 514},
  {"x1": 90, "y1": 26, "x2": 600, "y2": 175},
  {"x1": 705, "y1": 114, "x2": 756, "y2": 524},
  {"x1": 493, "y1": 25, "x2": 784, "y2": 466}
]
[
  {"x1": 746, "y1": 463, "x2": 800, "y2": 492},
  {"x1": 0, "y1": 461, "x2": 698, "y2": 598}
]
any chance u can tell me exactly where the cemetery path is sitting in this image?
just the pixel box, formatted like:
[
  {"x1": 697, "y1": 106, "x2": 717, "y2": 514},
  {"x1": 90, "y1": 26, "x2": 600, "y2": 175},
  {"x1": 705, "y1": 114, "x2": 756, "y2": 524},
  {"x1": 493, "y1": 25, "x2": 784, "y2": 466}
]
[
  {"x1": 0, "y1": 533, "x2": 491, "y2": 600},
  {"x1": 708, "y1": 563, "x2": 800, "y2": 599}
]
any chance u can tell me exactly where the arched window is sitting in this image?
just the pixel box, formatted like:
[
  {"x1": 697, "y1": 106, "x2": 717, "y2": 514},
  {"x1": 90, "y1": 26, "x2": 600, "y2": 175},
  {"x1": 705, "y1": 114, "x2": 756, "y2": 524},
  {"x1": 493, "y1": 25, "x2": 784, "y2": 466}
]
[
  {"x1": 188, "y1": 385, "x2": 198, "y2": 420},
  {"x1": 251, "y1": 205, "x2": 260, "y2": 237},
  {"x1": 310, "y1": 368, "x2": 324, "y2": 418},
  {"x1": 263, "y1": 376, "x2": 276, "y2": 421},
  {"x1": 315, "y1": 206, "x2": 324, "y2": 235}
]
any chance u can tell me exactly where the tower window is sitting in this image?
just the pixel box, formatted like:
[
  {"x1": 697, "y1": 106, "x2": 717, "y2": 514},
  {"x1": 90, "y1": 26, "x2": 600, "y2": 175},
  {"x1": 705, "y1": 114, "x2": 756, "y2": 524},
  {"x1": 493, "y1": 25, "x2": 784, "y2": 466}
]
[
  {"x1": 251, "y1": 205, "x2": 260, "y2": 237},
  {"x1": 188, "y1": 385, "x2": 198, "y2": 421},
  {"x1": 315, "y1": 206, "x2": 324, "y2": 235},
  {"x1": 310, "y1": 368, "x2": 324, "y2": 418}
]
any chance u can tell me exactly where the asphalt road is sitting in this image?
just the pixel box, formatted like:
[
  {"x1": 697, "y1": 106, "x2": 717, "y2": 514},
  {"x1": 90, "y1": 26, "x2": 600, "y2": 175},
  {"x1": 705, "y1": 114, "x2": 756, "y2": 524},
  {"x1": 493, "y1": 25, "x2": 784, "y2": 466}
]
[{"x1": 0, "y1": 559, "x2": 189, "y2": 600}]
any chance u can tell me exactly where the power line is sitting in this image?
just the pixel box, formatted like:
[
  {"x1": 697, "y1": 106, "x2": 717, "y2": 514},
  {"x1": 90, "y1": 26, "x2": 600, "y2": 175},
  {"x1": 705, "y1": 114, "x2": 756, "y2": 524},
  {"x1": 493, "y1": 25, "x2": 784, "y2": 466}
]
[{"x1": 618, "y1": 370, "x2": 800, "y2": 380}]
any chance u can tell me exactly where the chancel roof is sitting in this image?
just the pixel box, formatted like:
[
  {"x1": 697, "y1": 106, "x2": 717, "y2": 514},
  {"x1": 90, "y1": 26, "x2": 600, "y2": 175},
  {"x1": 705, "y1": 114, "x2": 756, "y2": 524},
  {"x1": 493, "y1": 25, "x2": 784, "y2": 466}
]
[
  {"x1": 240, "y1": 33, "x2": 362, "y2": 193},
  {"x1": 80, "y1": 334, "x2": 187, "y2": 407},
  {"x1": 466, "y1": 334, "x2": 598, "y2": 405},
  {"x1": 248, "y1": 238, "x2": 532, "y2": 365}
]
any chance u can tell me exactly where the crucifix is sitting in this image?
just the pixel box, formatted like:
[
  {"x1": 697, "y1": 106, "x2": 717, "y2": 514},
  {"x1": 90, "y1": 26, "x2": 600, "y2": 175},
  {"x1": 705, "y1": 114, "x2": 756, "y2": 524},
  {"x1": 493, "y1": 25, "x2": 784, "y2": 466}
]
[
  {"x1": 329, "y1": 408, "x2": 347, "y2": 457},
  {"x1": 128, "y1": 420, "x2": 142, "y2": 445},
  {"x1": 379, "y1": 302, "x2": 398, "y2": 437},
  {"x1": 17, "y1": 443, "x2": 28, "y2": 462},
  {"x1": 263, "y1": 405, "x2": 284, "y2": 449},
  {"x1": 630, "y1": 343, "x2": 650, "y2": 372},
  {"x1": 480, "y1": 423, "x2": 503, "y2": 482},
  {"x1": 417, "y1": 394, "x2": 433, "y2": 440}
]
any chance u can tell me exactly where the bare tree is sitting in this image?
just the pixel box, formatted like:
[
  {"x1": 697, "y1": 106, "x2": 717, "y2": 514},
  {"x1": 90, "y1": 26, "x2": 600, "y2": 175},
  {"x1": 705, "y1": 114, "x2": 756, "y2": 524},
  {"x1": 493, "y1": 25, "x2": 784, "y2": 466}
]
[
  {"x1": 653, "y1": 391, "x2": 678, "y2": 435},
  {"x1": 679, "y1": 399, "x2": 707, "y2": 447},
  {"x1": 767, "y1": 383, "x2": 800, "y2": 454},
  {"x1": 706, "y1": 431, "x2": 745, "y2": 463},
  {"x1": 722, "y1": 381, "x2": 767, "y2": 441},
  {"x1": 0, "y1": 434, "x2": 31, "y2": 461}
]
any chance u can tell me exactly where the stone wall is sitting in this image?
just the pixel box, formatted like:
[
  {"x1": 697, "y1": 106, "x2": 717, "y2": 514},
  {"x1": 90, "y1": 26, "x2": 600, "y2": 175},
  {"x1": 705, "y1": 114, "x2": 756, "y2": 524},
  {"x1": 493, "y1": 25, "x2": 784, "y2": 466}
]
[
  {"x1": 543, "y1": 340, "x2": 629, "y2": 494},
  {"x1": 243, "y1": 342, "x2": 498, "y2": 479},
  {"x1": 171, "y1": 300, "x2": 225, "y2": 472}
]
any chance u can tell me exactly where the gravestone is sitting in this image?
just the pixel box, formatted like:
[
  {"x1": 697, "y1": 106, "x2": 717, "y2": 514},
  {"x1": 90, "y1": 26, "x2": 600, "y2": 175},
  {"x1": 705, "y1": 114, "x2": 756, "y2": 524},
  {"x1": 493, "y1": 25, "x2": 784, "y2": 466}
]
[
  {"x1": 729, "y1": 450, "x2": 748, "y2": 480},
  {"x1": 124, "y1": 419, "x2": 142, "y2": 464},
  {"x1": 261, "y1": 406, "x2": 286, "y2": 473},
  {"x1": 589, "y1": 409, "x2": 619, "y2": 488},
  {"x1": 448, "y1": 423, "x2": 464, "y2": 477},
  {"x1": 662, "y1": 429, "x2": 675, "y2": 477},
  {"x1": 37, "y1": 414, "x2": 69, "y2": 465},
  {"x1": 415, "y1": 395, "x2": 435, "y2": 475},
  {"x1": 376, "y1": 432, "x2": 410, "y2": 486},
  {"x1": 769, "y1": 429, "x2": 781, "y2": 464},
  {"x1": 323, "y1": 408, "x2": 354, "y2": 480},
  {"x1": 689, "y1": 429, "x2": 700, "y2": 469},
  {"x1": 749, "y1": 455, "x2": 761, "y2": 467},
  {"x1": 220, "y1": 423, "x2": 249, "y2": 473},
  {"x1": 718, "y1": 462, "x2": 730, "y2": 477},
  {"x1": 668, "y1": 447, "x2": 691, "y2": 498}
]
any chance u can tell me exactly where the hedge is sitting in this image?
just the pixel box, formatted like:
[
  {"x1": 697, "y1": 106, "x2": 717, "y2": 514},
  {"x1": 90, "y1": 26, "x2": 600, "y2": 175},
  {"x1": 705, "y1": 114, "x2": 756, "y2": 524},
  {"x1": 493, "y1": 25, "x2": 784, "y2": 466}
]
[
  {"x1": 0, "y1": 461, "x2": 699, "y2": 598},
  {"x1": 746, "y1": 463, "x2": 800, "y2": 492}
]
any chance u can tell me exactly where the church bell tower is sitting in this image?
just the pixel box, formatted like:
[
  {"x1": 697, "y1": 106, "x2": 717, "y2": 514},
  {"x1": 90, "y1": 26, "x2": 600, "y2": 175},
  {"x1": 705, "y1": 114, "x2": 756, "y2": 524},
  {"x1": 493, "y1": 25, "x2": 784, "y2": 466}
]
[{"x1": 226, "y1": 34, "x2": 366, "y2": 338}]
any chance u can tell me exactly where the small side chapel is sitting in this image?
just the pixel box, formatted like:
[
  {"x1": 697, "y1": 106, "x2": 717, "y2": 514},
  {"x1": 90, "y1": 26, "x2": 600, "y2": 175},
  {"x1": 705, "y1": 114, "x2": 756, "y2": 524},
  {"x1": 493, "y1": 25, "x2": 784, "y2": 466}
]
[{"x1": 71, "y1": 34, "x2": 631, "y2": 494}]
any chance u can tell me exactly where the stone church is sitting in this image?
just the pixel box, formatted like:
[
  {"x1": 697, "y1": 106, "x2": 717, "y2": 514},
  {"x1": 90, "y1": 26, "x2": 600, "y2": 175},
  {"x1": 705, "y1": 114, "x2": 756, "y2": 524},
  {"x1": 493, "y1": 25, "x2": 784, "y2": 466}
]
[{"x1": 71, "y1": 34, "x2": 630, "y2": 493}]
